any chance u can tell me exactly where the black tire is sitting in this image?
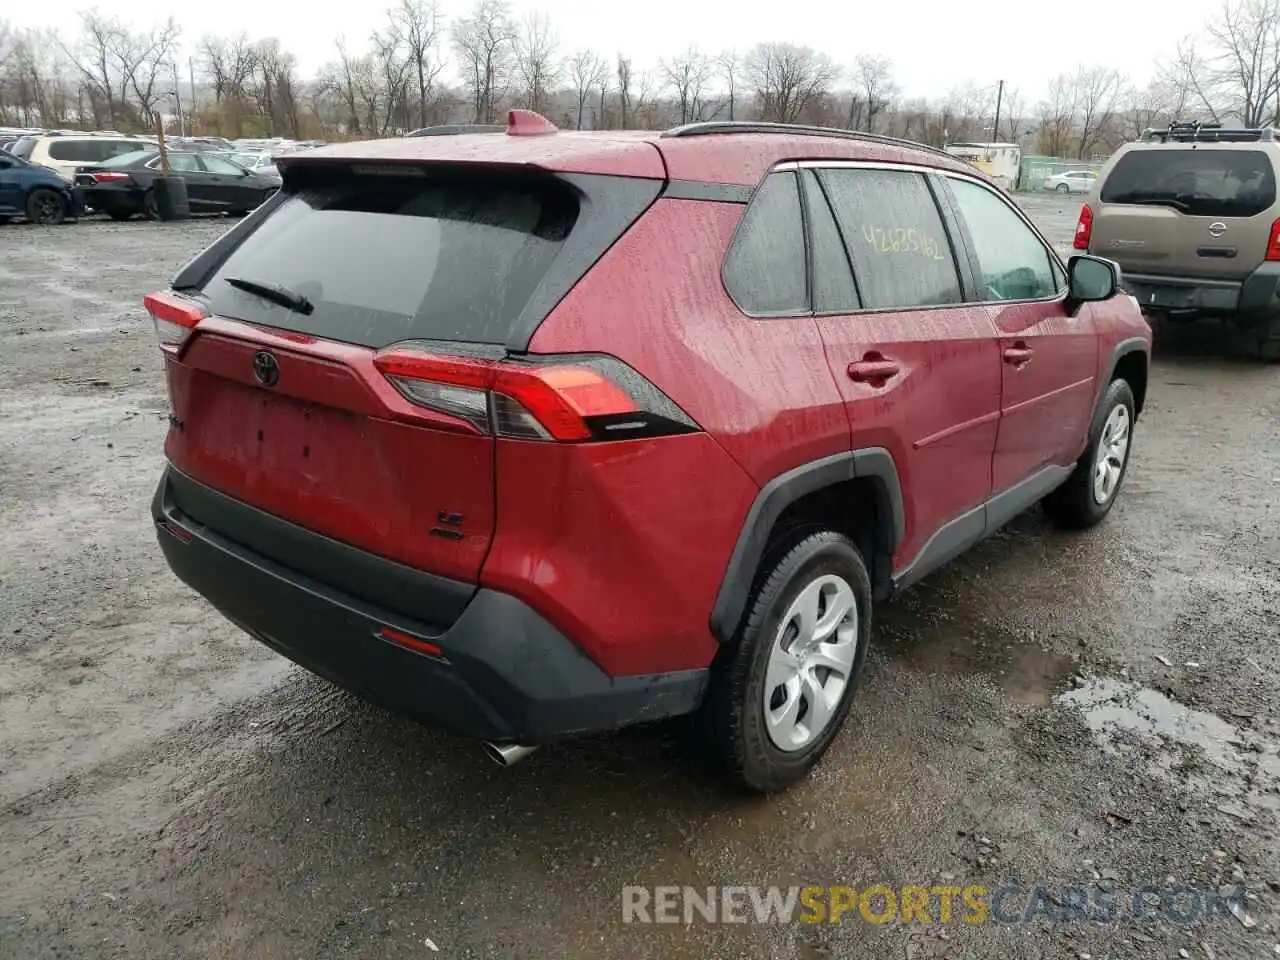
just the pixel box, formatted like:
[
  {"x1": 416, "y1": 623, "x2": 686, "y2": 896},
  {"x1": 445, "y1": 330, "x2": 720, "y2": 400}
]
[
  {"x1": 699, "y1": 530, "x2": 872, "y2": 794},
  {"x1": 106, "y1": 209, "x2": 135, "y2": 222},
  {"x1": 1043, "y1": 378, "x2": 1136, "y2": 529},
  {"x1": 1056, "y1": 183, "x2": 1071, "y2": 194},
  {"x1": 143, "y1": 190, "x2": 159, "y2": 220},
  {"x1": 0, "y1": 216, "x2": 11, "y2": 224},
  {"x1": 26, "y1": 188, "x2": 67, "y2": 225}
]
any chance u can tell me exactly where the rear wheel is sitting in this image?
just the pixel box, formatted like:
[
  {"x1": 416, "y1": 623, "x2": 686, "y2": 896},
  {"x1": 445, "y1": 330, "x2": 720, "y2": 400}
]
[
  {"x1": 0, "y1": 216, "x2": 11, "y2": 224},
  {"x1": 1056, "y1": 182, "x2": 1071, "y2": 194},
  {"x1": 1044, "y1": 378, "x2": 1136, "y2": 529},
  {"x1": 143, "y1": 190, "x2": 159, "y2": 220},
  {"x1": 26, "y1": 188, "x2": 67, "y2": 225},
  {"x1": 699, "y1": 530, "x2": 872, "y2": 794}
]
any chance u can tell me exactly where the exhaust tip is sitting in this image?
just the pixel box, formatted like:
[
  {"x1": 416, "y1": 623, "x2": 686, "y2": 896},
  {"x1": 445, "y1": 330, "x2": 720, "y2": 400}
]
[{"x1": 483, "y1": 742, "x2": 539, "y2": 767}]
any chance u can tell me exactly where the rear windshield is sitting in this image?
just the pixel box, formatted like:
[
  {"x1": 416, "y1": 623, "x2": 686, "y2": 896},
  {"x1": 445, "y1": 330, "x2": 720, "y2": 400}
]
[
  {"x1": 201, "y1": 167, "x2": 580, "y2": 347},
  {"x1": 1101, "y1": 148, "x2": 1277, "y2": 217}
]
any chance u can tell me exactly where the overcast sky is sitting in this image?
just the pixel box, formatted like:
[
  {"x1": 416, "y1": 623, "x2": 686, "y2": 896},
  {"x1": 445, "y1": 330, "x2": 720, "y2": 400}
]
[{"x1": 10, "y1": 0, "x2": 1203, "y2": 101}]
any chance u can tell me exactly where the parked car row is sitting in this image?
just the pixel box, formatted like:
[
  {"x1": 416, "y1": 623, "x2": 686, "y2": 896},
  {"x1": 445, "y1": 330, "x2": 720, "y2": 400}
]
[
  {"x1": 0, "y1": 128, "x2": 313, "y2": 224},
  {"x1": 0, "y1": 145, "x2": 281, "y2": 224}
]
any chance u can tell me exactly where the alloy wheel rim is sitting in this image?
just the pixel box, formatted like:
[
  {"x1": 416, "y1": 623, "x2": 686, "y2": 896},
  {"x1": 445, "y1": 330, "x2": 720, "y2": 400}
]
[
  {"x1": 763, "y1": 574, "x2": 858, "y2": 752},
  {"x1": 1093, "y1": 404, "x2": 1131, "y2": 504}
]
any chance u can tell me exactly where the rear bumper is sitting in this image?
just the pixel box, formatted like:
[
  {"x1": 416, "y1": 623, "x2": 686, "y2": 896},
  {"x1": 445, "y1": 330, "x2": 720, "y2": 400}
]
[
  {"x1": 1122, "y1": 263, "x2": 1280, "y2": 326},
  {"x1": 152, "y1": 466, "x2": 707, "y2": 743}
]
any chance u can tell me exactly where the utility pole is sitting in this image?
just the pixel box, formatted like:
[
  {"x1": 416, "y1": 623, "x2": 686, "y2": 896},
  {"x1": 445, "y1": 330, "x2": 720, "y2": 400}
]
[
  {"x1": 991, "y1": 79, "x2": 1005, "y2": 155},
  {"x1": 172, "y1": 61, "x2": 185, "y2": 137},
  {"x1": 188, "y1": 58, "x2": 197, "y2": 132}
]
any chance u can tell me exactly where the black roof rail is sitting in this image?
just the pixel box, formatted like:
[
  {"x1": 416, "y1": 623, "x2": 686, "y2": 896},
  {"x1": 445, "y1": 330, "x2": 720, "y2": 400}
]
[
  {"x1": 405, "y1": 123, "x2": 505, "y2": 138},
  {"x1": 660, "y1": 120, "x2": 954, "y2": 161},
  {"x1": 1141, "y1": 121, "x2": 1279, "y2": 143}
]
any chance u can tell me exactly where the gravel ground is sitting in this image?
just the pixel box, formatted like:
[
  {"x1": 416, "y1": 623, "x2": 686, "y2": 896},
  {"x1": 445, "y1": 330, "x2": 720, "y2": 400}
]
[{"x1": 1, "y1": 197, "x2": 1278, "y2": 959}]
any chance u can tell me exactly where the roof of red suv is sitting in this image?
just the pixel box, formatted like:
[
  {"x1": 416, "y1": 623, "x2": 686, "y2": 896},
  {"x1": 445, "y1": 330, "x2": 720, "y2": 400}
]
[{"x1": 277, "y1": 116, "x2": 981, "y2": 187}]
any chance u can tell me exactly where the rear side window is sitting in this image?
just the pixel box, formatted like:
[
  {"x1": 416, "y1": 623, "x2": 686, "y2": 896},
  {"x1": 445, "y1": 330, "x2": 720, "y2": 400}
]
[
  {"x1": 47, "y1": 140, "x2": 93, "y2": 162},
  {"x1": 202, "y1": 168, "x2": 580, "y2": 347},
  {"x1": 819, "y1": 168, "x2": 963, "y2": 310},
  {"x1": 1101, "y1": 149, "x2": 1277, "y2": 218},
  {"x1": 722, "y1": 171, "x2": 807, "y2": 315},
  {"x1": 11, "y1": 137, "x2": 36, "y2": 160}
]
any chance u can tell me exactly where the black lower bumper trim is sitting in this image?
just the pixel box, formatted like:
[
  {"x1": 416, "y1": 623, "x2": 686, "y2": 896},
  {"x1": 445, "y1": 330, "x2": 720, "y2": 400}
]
[{"x1": 152, "y1": 467, "x2": 708, "y2": 742}]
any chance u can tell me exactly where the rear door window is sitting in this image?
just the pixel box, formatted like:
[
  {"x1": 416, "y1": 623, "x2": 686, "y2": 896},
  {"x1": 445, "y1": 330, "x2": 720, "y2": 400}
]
[
  {"x1": 1101, "y1": 149, "x2": 1277, "y2": 217},
  {"x1": 722, "y1": 170, "x2": 808, "y2": 315},
  {"x1": 818, "y1": 167, "x2": 964, "y2": 310},
  {"x1": 201, "y1": 167, "x2": 580, "y2": 347}
]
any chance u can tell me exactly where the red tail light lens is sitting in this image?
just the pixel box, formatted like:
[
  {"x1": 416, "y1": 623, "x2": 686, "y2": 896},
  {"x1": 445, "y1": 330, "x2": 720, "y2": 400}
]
[
  {"x1": 89, "y1": 171, "x2": 131, "y2": 183},
  {"x1": 144, "y1": 291, "x2": 205, "y2": 349},
  {"x1": 1266, "y1": 219, "x2": 1280, "y2": 261},
  {"x1": 1073, "y1": 204, "x2": 1093, "y2": 250},
  {"x1": 372, "y1": 345, "x2": 699, "y2": 442}
]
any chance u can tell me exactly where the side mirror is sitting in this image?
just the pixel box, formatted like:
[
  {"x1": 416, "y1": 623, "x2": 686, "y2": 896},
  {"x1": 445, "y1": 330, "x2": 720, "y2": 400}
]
[{"x1": 1066, "y1": 254, "x2": 1120, "y2": 314}]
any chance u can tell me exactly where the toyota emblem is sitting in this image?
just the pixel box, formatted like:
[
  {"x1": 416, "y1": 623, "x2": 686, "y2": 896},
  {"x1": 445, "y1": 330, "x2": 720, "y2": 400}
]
[
  {"x1": 252, "y1": 350, "x2": 280, "y2": 387},
  {"x1": 1208, "y1": 221, "x2": 1227, "y2": 238}
]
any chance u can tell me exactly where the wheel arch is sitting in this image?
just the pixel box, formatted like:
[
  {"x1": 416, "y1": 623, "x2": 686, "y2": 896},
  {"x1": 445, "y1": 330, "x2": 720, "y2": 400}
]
[
  {"x1": 709, "y1": 449, "x2": 905, "y2": 644},
  {"x1": 1104, "y1": 337, "x2": 1149, "y2": 415}
]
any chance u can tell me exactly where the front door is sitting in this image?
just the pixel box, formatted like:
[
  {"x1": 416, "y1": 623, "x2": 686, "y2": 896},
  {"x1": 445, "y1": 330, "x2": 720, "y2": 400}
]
[
  {"x1": 938, "y1": 175, "x2": 1098, "y2": 491},
  {"x1": 805, "y1": 164, "x2": 1003, "y2": 576}
]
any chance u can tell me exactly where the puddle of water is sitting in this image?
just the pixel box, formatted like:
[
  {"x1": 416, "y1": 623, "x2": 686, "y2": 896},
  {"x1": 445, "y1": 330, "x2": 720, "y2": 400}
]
[
  {"x1": 881, "y1": 605, "x2": 1076, "y2": 708},
  {"x1": 1058, "y1": 679, "x2": 1280, "y2": 817}
]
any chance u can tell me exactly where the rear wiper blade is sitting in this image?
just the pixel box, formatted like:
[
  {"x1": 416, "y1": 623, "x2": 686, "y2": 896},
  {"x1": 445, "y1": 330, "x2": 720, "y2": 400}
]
[
  {"x1": 1123, "y1": 197, "x2": 1193, "y2": 213},
  {"x1": 224, "y1": 276, "x2": 313, "y2": 315}
]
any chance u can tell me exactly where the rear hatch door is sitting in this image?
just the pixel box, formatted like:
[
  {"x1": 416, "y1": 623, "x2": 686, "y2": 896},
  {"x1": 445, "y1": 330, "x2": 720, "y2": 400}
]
[
  {"x1": 163, "y1": 158, "x2": 661, "y2": 585},
  {"x1": 1092, "y1": 145, "x2": 1277, "y2": 280}
]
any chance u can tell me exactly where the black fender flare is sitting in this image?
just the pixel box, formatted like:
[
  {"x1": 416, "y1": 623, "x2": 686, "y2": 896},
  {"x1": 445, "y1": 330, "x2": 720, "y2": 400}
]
[
  {"x1": 1098, "y1": 336, "x2": 1149, "y2": 413},
  {"x1": 708, "y1": 448, "x2": 905, "y2": 643}
]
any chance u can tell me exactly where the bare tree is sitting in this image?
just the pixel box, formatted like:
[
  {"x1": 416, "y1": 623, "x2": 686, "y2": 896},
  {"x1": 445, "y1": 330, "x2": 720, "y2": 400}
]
[
  {"x1": 113, "y1": 17, "x2": 180, "y2": 128},
  {"x1": 744, "y1": 42, "x2": 838, "y2": 123},
  {"x1": 718, "y1": 49, "x2": 740, "y2": 121},
  {"x1": 1208, "y1": 0, "x2": 1280, "y2": 125},
  {"x1": 1075, "y1": 66, "x2": 1123, "y2": 157},
  {"x1": 1156, "y1": 38, "x2": 1222, "y2": 122},
  {"x1": 615, "y1": 55, "x2": 633, "y2": 127},
  {"x1": 393, "y1": 0, "x2": 444, "y2": 129},
  {"x1": 370, "y1": 24, "x2": 413, "y2": 133},
  {"x1": 66, "y1": 11, "x2": 125, "y2": 127},
  {"x1": 452, "y1": 0, "x2": 516, "y2": 123},
  {"x1": 999, "y1": 87, "x2": 1026, "y2": 142},
  {"x1": 514, "y1": 12, "x2": 558, "y2": 113},
  {"x1": 200, "y1": 33, "x2": 257, "y2": 135},
  {"x1": 852, "y1": 54, "x2": 894, "y2": 132},
  {"x1": 566, "y1": 49, "x2": 606, "y2": 129},
  {"x1": 1036, "y1": 73, "x2": 1079, "y2": 156},
  {"x1": 334, "y1": 39, "x2": 365, "y2": 134},
  {"x1": 662, "y1": 47, "x2": 714, "y2": 123}
]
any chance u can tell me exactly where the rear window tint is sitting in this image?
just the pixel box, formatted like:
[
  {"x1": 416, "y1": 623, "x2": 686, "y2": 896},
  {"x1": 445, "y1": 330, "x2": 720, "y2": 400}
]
[
  {"x1": 722, "y1": 171, "x2": 808, "y2": 315},
  {"x1": 1101, "y1": 149, "x2": 1277, "y2": 218},
  {"x1": 201, "y1": 169, "x2": 580, "y2": 347}
]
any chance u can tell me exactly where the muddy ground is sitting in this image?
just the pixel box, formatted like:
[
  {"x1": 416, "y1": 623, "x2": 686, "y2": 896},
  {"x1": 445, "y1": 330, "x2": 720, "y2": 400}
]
[{"x1": 1, "y1": 195, "x2": 1278, "y2": 959}]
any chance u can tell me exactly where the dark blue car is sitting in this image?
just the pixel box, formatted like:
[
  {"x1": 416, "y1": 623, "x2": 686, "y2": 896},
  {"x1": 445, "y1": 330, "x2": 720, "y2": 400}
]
[{"x1": 0, "y1": 151, "x2": 82, "y2": 224}]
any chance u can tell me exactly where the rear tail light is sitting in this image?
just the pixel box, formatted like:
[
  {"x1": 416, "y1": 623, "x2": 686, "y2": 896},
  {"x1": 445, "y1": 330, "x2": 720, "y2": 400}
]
[
  {"x1": 87, "y1": 171, "x2": 131, "y2": 183},
  {"x1": 1073, "y1": 204, "x2": 1093, "y2": 250},
  {"x1": 1266, "y1": 218, "x2": 1280, "y2": 261},
  {"x1": 372, "y1": 345, "x2": 699, "y2": 442},
  {"x1": 143, "y1": 290, "x2": 205, "y2": 349}
]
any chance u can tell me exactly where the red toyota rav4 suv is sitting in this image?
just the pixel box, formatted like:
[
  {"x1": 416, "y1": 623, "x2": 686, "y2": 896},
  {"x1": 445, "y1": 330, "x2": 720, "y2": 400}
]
[{"x1": 149, "y1": 112, "x2": 1151, "y2": 792}]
